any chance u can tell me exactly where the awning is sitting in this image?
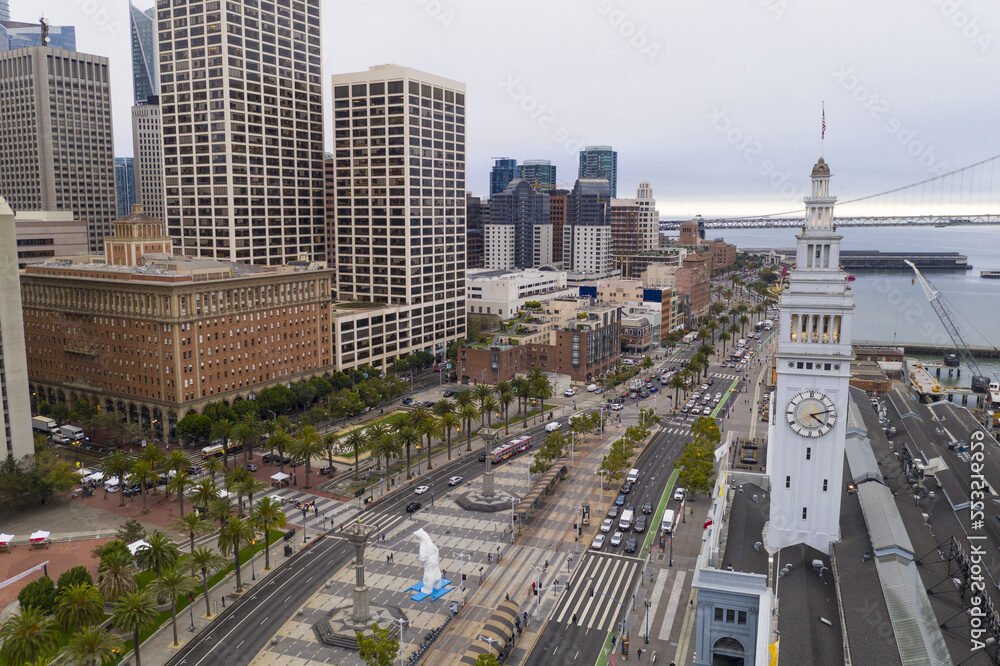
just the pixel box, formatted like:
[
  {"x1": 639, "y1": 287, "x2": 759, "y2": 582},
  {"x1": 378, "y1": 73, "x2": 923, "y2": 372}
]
[
  {"x1": 85, "y1": 472, "x2": 104, "y2": 482},
  {"x1": 29, "y1": 530, "x2": 50, "y2": 542},
  {"x1": 127, "y1": 540, "x2": 151, "y2": 556},
  {"x1": 0, "y1": 534, "x2": 13, "y2": 544},
  {"x1": 104, "y1": 476, "x2": 120, "y2": 487},
  {"x1": 271, "y1": 472, "x2": 290, "y2": 481}
]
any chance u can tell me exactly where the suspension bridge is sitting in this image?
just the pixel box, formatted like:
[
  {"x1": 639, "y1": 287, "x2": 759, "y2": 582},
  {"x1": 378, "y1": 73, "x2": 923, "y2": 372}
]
[{"x1": 660, "y1": 152, "x2": 1000, "y2": 229}]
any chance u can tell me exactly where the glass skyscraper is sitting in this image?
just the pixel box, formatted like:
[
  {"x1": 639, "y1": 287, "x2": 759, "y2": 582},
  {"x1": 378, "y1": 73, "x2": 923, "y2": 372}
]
[
  {"x1": 0, "y1": 20, "x2": 76, "y2": 51},
  {"x1": 578, "y1": 145, "x2": 618, "y2": 198},
  {"x1": 490, "y1": 158, "x2": 518, "y2": 197},
  {"x1": 518, "y1": 159, "x2": 558, "y2": 193},
  {"x1": 129, "y1": 4, "x2": 158, "y2": 103},
  {"x1": 0, "y1": 2, "x2": 9, "y2": 22},
  {"x1": 115, "y1": 158, "x2": 137, "y2": 218}
]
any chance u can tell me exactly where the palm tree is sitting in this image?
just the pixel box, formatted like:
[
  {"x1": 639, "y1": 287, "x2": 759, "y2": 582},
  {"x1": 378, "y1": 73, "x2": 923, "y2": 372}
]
[
  {"x1": 479, "y1": 395, "x2": 499, "y2": 427},
  {"x1": 344, "y1": 429, "x2": 366, "y2": 480},
  {"x1": 54, "y1": 582, "x2": 104, "y2": 631},
  {"x1": 58, "y1": 624, "x2": 122, "y2": 666},
  {"x1": 225, "y1": 467, "x2": 250, "y2": 515},
  {"x1": 458, "y1": 402, "x2": 478, "y2": 452},
  {"x1": 237, "y1": 475, "x2": 267, "y2": 514},
  {"x1": 0, "y1": 606, "x2": 58, "y2": 665},
  {"x1": 111, "y1": 590, "x2": 158, "y2": 666},
  {"x1": 472, "y1": 383, "x2": 493, "y2": 410},
  {"x1": 292, "y1": 425, "x2": 325, "y2": 488},
  {"x1": 496, "y1": 381, "x2": 514, "y2": 434},
  {"x1": 190, "y1": 477, "x2": 219, "y2": 515},
  {"x1": 187, "y1": 548, "x2": 226, "y2": 619},
  {"x1": 269, "y1": 427, "x2": 293, "y2": 474},
  {"x1": 167, "y1": 470, "x2": 192, "y2": 517},
  {"x1": 454, "y1": 390, "x2": 474, "y2": 410},
  {"x1": 512, "y1": 377, "x2": 531, "y2": 415},
  {"x1": 250, "y1": 496, "x2": 287, "y2": 571},
  {"x1": 669, "y1": 373, "x2": 687, "y2": 408},
  {"x1": 130, "y1": 459, "x2": 157, "y2": 513},
  {"x1": 728, "y1": 322, "x2": 740, "y2": 347},
  {"x1": 739, "y1": 314, "x2": 751, "y2": 337},
  {"x1": 431, "y1": 399, "x2": 454, "y2": 419},
  {"x1": 151, "y1": 562, "x2": 198, "y2": 648},
  {"x1": 528, "y1": 368, "x2": 552, "y2": 420},
  {"x1": 231, "y1": 414, "x2": 262, "y2": 465},
  {"x1": 395, "y1": 425, "x2": 420, "y2": 479},
  {"x1": 415, "y1": 414, "x2": 439, "y2": 471},
  {"x1": 203, "y1": 456, "x2": 224, "y2": 485},
  {"x1": 322, "y1": 433, "x2": 339, "y2": 476},
  {"x1": 96, "y1": 545, "x2": 137, "y2": 603},
  {"x1": 218, "y1": 516, "x2": 255, "y2": 591},
  {"x1": 136, "y1": 530, "x2": 180, "y2": 579},
  {"x1": 438, "y1": 411, "x2": 459, "y2": 461},
  {"x1": 165, "y1": 449, "x2": 189, "y2": 476},
  {"x1": 208, "y1": 496, "x2": 233, "y2": 530},
  {"x1": 104, "y1": 451, "x2": 133, "y2": 508},
  {"x1": 138, "y1": 443, "x2": 165, "y2": 488},
  {"x1": 209, "y1": 418, "x2": 233, "y2": 471},
  {"x1": 174, "y1": 512, "x2": 210, "y2": 553}
]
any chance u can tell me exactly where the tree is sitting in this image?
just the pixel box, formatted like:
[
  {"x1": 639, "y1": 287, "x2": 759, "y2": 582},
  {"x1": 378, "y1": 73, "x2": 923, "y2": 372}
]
[
  {"x1": 496, "y1": 381, "x2": 514, "y2": 435},
  {"x1": 135, "y1": 531, "x2": 180, "y2": 579},
  {"x1": 111, "y1": 589, "x2": 158, "y2": 666},
  {"x1": 190, "y1": 477, "x2": 219, "y2": 514},
  {"x1": 208, "y1": 418, "x2": 232, "y2": 469},
  {"x1": 0, "y1": 606, "x2": 59, "y2": 665},
  {"x1": 676, "y1": 439, "x2": 715, "y2": 498},
  {"x1": 218, "y1": 516, "x2": 255, "y2": 591},
  {"x1": 669, "y1": 373, "x2": 687, "y2": 407},
  {"x1": 231, "y1": 414, "x2": 262, "y2": 465},
  {"x1": 151, "y1": 562, "x2": 198, "y2": 648},
  {"x1": 344, "y1": 429, "x2": 366, "y2": 480},
  {"x1": 292, "y1": 425, "x2": 325, "y2": 488},
  {"x1": 479, "y1": 395, "x2": 499, "y2": 427},
  {"x1": 395, "y1": 425, "x2": 420, "y2": 480},
  {"x1": 322, "y1": 433, "x2": 339, "y2": 477},
  {"x1": 187, "y1": 548, "x2": 226, "y2": 619},
  {"x1": 512, "y1": 377, "x2": 531, "y2": 416},
  {"x1": 115, "y1": 519, "x2": 146, "y2": 545},
  {"x1": 236, "y1": 474, "x2": 267, "y2": 516},
  {"x1": 475, "y1": 654, "x2": 502, "y2": 666},
  {"x1": 438, "y1": 412, "x2": 459, "y2": 462},
  {"x1": 174, "y1": 511, "x2": 211, "y2": 553},
  {"x1": 168, "y1": 470, "x2": 192, "y2": 517},
  {"x1": 208, "y1": 495, "x2": 233, "y2": 530},
  {"x1": 472, "y1": 383, "x2": 493, "y2": 411},
  {"x1": 128, "y1": 459, "x2": 155, "y2": 512},
  {"x1": 250, "y1": 496, "x2": 287, "y2": 571},
  {"x1": 104, "y1": 451, "x2": 133, "y2": 508},
  {"x1": 356, "y1": 623, "x2": 399, "y2": 666},
  {"x1": 269, "y1": 428, "x2": 293, "y2": 475},
  {"x1": 54, "y1": 582, "x2": 104, "y2": 631},
  {"x1": 18, "y1": 576, "x2": 57, "y2": 615},
  {"x1": 691, "y1": 416, "x2": 722, "y2": 448},
  {"x1": 56, "y1": 566, "x2": 94, "y2": 591},
  {"x1": 458, "y1": 403, "x2": 478, "y2": 452},
  {"x1": 96, "y1": 542, "x2": 137, "y2": 603},
  {"x1": 528, "y1": 369, "x2": 553, "y2": 420},
  {"x1": 176, "y1": 413, "x2": 212, "y2": 445},
  {"x1": 57, "y1": 623, "x2": 122, "y2": 665},
  {"x1": 416, "y1": 415, "x2": 440, "y2": 472},
  {"x1": 640, "y1": 355, "x2": 654, "y2": 370}
]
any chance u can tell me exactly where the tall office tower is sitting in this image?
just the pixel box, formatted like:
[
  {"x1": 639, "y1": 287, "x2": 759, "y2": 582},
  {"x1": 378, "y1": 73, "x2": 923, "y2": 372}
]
[
  {"x1": 0, "y1": 46, "x2": 116, "y2": 252},
  {"x1": 549, "y1": 188, "x2": 569, "y2": 264},
  {"x1": 114, "y1": 158, "x2": 137, "y2": 218},
  {"x1": 563, "y1": 178, "x2": 612, "y2": 276},
  {"x1": 0, "y1": 19, "x2": 76, "y2": 51},
  {"x1": 518, "y1": 159, "x2": 557, "y2": 193},
  {"x1": 490, "y1": 158, "x2": 517, "y2": 197},
  {"x1": 0, "y1": 2, "x2": 8, "y2": 22},
  {"x1": 131, "y1": 102, "x2": 164, "y2": 221},
  {"x1": 485, "y1": 179, "x2": 552, "y2": 269},
  {"x1": 330, "y1": 65, "x2": 466, "y2": 370},
  {"x1": 0, "y1": 198, "x2": 34, "y2": 460},
  {"x1": 578, "y1": 145, "x2": 618, "y2": 197},
  {"x1": 766, "y1": 158, "x2": 854, "y2": 555},
  {"x1": 129, "y1": 4, "x2": 157, "y2": 104},
  {"x1": 610, "y1": 181, "x2": 657, "y2": 254},
  {"x1": 158, "y1": 0, "x2": 324, "y2": 264},
  {"x1": 466, "y1": 193, "x2": 488, "y2": 269},
  {"x1": 324, "y1": 154, "x2": 336, "y2": 268}
]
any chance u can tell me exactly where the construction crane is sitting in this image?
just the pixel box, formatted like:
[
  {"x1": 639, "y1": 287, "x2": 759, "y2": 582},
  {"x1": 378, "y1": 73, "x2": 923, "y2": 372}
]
[{"x1": 905, "y1": 259, "x2": 992, "y2": 393}]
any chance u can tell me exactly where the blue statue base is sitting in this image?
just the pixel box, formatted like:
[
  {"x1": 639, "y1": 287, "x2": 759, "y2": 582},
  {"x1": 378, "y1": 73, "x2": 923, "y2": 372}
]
[{"x1": 408, "y1": 578, "x2": 453, "y2": 602}]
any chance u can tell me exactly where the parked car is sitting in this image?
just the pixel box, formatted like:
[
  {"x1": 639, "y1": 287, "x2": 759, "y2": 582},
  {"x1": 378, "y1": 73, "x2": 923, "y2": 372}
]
[
  {"x1": 442, "y1": 390, "x2": 455, "y2": 398},
  {"x1": 611, "y1": 403, "x2": 624, "y2": 411},
  {"x1": 610, "y1": 531, "x2": 624, "y2": 547},
  {"x1": 448, "y1": 475, "x2": 463, "y2": 486},
  {"x1": 405, "y1": 501, "x2": 422, "y2": 513},
  {"x1": 674, "y1": 487, "x2": 686, "y2": 501},
  {"x1": 187, "y1": 465, "x2": 202, "y2": 475},
  {"x1": 623, "y1": 537, "x2": 638, "y2": 553},
  {"x1": 564, "y1": 388, "x2": 576, "y2": 397},
  {"x1": 587, "y1": 384, "x2": 599, "y2": 392},
  {"x1": 414, "y1": 485, "x2": 430, "y2": 495},
  {"x1": 245, "y1": 464, "x2": 258, "y2": 472},
  {"x1": 319, "y1": 466, "x2": 335, "y2": 476},
  {"x1": 621, "y1": 480, "x2": 633, "y2": 494},
  {"x1": 402, "y1": 397, "x2": 414, "y2": 406},
  {"x1": 545, "y1": 422, "x2": 561, "y2": 433},
  {"x1": 607, "y1": 505, "x2": 620, "y2": 518},
  {"x1": 600, "y1": 518, "x2": 614, "y2": 533},
  {"x1": 591, "y1": 534, "x2": 606, "y2": 550}
]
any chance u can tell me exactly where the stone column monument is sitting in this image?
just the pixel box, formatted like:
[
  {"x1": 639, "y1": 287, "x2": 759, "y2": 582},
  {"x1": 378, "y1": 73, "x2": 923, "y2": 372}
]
[
  {"x1": 339, "y1": 519, "x2": 379, "y2": 625},
  {"x1": 479, "y1": 427, "x2": 500, "y2": 498}
]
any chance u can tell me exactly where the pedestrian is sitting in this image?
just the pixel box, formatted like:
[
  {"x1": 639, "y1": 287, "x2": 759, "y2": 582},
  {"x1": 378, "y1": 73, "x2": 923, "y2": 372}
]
[
  {"x1": 505, "y1": 592, "x2": 509, "y2": 601},
  {"x1": 314, "y1": 504, "x2": 318, "y2": 516},
  {"x1": 572, "y1": 612, "x2": 577, "y2": 624},
  {"x1": 387, "y1": 554, "x2": 390, "y2": 562}
]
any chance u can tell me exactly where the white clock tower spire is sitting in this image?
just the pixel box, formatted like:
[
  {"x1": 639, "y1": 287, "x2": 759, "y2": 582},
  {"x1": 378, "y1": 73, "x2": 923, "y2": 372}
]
[{"x1": 765, "y1": 157, "x2": 855, "y2": 555}]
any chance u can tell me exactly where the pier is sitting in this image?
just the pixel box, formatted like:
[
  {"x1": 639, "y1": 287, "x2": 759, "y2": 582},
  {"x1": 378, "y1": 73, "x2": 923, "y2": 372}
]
[
  {"x1": 854, "y1": 340, "x2": 1000, "y2": 359},
  {"x1": 745, "y1": 249, "x2": 970, "y2": 270}
]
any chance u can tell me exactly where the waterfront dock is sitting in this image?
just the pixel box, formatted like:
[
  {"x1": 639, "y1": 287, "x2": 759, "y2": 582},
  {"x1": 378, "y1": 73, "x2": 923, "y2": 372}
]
[
  {"x1": 854, "y1": 340, "x2": 1000, "y2": 359},
  {"x1": 751, "y1": 248, "x2": 971, "y2": 270}
]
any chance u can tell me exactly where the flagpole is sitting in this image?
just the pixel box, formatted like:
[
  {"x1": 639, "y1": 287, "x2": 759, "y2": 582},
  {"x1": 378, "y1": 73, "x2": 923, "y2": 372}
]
[{"x1": 820, "y1": 101, "x2": 825, "y2": 157}]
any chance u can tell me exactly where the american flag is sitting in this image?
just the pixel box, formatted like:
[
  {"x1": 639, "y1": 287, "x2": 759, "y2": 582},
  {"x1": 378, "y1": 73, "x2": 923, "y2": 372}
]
[{"x1": 821, "y1": 103, "x2": 827, "y2": 140}]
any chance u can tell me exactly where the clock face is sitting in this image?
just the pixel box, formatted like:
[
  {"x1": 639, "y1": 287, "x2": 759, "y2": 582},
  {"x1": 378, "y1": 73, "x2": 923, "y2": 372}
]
[{"x1": 785, "y1": 391, "x2": 837, "y2": 438}]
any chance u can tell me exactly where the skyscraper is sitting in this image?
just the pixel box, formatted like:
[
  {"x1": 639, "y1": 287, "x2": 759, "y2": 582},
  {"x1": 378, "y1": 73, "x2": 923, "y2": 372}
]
[
  {"x1": 0, "y1": 19, "x2": 76, "y2": 51},
  {"x1": 549, "y1": 189, "x2": 569, "y2": 264},
  {"x1": 579, "y1": 145, "x2": 618, "y2": 197},
  {"x1": 114, "y1": 158, "x2": 137, "y2": 219},
  {"x1": 131, "y1": 102, "x2": 164, "y2": 221},
  {"x1": 158, "y1": 0, "x2": 325, "y2": 264},
  {"x1": 466, "y1": 194, "x2": 488, "y2": 269},
  {"x1": 610, "y1": 181, "x2": 657, "y2": 254},
  {"x1": 0, "y1": 197, "x2": 34, "y2": 460},
  {"x1": 129, "y1": 4, "x2": 157, "y2": 104},
  {"x1": 0, "y1": 2, "x2": 9, "y2": 22},
  {"x1": 490, "y1": 158, "x2": 517, "y2": 197},
  {"x1": 330, "y1": 65, "x2": 466, "y2": 370},
  {"x1": 518, "y1": 159, "x2": 558, "y2": 192},
  {"x1": 563, "y1": 178, "x2": 613, "y2": 276},
  {"x1": 485, "y1": 179, "x2": 552, "y2": 269},
  {"x1": 0, "y1": 46, "x2": 116, "y2": 252}
]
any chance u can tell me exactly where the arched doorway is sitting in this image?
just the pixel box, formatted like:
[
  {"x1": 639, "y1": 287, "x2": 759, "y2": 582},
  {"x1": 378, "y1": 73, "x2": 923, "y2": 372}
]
[{"x1": 712, "y1": 636, "x2": 746, "y2": 666}]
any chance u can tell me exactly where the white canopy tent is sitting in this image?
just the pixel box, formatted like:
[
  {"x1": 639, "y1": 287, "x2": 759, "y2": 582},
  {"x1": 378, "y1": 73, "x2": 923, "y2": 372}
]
[
  {"x1": 29, "y1": 530, "x2": 50, "y2": 542},
  {"x1": 271, "y1": 472, "x2": 290, "y2": 482},
  {"x1": 127, "y1": 540, "x2": 151, "y2": 556}
]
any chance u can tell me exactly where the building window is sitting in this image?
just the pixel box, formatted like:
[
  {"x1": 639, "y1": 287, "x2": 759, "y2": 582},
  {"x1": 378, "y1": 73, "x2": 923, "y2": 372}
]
[
  {"x1": 726, "y1": 609, "x2": 736, "y2": 623},
  {"x1": 785, "y1": 476, "x2": 790, "y2": 488},
  {"x1": 738, "y1": 611, "x2": 747, "y2": 625},
  {"x1": 802, "y1": 507, "x2": 808, "y2": 519},
  {"x1": 822, "y1": 479, "x2": 828, "y2": 491},
  {"x1": 714, "y1": 608, "x2": 723, "y2": 622},
  {"x1": 796, "y1": 362, "x2": 804, "y2": 369},
  {"x1": 806, "y1": 447, "x2": 811, "y2": 461}
]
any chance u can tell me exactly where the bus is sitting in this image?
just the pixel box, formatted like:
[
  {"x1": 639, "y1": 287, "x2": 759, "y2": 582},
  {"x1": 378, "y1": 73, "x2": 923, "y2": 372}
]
[
  {"x1": 490, "y1": 435, "x2": 534, "y2": 464},
  {"x1": 754, "y1": 321, "x2": 764, "y2": 332},
  {"x1": 512, "y1": 435, "x2": 533, "y2": 453},
  {"x1": 201, "y1": 440, "x2": 243, "y2": 459}
]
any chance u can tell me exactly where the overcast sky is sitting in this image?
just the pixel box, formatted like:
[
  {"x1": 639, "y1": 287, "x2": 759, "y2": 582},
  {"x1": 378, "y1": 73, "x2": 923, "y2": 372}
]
[{"x1": 24, "y1": 0, "x2": 1000, "y2": 217}]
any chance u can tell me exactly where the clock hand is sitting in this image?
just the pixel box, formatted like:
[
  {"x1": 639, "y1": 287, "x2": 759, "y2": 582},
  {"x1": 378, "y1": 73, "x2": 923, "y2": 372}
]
[{"x1": 810, "y1": 412, "x2": 824, "y2": 424}]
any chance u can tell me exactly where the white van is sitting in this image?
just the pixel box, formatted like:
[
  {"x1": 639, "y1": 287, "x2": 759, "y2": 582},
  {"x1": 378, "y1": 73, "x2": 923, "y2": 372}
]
[
  {"x1": 619, "y1": 508, "x2": 634, "y2": 531},
  {"x1": 545, "y1": 421, "x2": 561, "y2": 433},
  {"x1": 661, "y1": 509, "x2": 676, "y2": 535},
  {"x1": 622, "y1": 358, "x2": 635, "y2": 366},
  {"x1": 626, "y1": 468, "x2": 640, "y2": 484}
]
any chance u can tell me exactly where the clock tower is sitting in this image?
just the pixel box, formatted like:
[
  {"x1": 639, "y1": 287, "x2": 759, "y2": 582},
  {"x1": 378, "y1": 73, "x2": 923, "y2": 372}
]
[{"x1": 765, "y1": 157, "x2": 854, "y2": 555}]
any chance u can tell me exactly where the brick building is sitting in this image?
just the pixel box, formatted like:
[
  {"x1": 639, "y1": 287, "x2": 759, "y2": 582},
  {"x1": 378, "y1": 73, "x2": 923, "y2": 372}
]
[
  {"x1": 21, "y1": 209, "x2": 333, "y2": 439},
  {"x1": 679, "y1": 219, "x2": 701, "y2": 246},
  {"x1": 676, "y1": 253, "x2": 712, "y2": 325}
]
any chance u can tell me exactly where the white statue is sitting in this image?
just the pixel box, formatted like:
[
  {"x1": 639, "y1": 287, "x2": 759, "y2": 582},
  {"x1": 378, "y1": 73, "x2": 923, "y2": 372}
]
[{"x1": 413, "y1": 528, "x2": 442, "y2": 595}]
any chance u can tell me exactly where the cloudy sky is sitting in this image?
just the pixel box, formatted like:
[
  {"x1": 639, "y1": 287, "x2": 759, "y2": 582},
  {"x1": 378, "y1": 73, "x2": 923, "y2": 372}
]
[{"x1": 26, "y1": 0, "x2": 1000, "y2": 217}]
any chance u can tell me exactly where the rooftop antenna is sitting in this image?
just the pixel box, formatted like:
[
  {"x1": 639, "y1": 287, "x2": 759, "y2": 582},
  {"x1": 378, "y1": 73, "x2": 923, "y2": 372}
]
[
  {"x1": 40, "y1": 16, "x2": 51, "y2": 46},
  {"x1": 820, "y1": 101, "x2": 827, "y2": 158}
]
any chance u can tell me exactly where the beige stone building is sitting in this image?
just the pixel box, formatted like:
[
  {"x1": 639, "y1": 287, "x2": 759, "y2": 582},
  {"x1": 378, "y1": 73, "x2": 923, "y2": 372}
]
[
  {"x1": 0, "y1": 198, "x2": 34, "y2": 459},
  {"x1": 14, "y1": 211, "x2": 88, "y2": 268}
]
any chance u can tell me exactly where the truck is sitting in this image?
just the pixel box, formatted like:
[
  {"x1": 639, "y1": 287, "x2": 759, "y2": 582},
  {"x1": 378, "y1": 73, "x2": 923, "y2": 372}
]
[
  {"x1": 619, "y1": 508, "x2": 634, "y2": 530},
  {"x1": 682, "y1": 331, "x2": 698, "y2": 344},
  {"x1": 57, "y1": 425, "x2": 85, "y2": 442},
  {"x1": 31, "y1": 416, "x2": 58, "y2": 434}
]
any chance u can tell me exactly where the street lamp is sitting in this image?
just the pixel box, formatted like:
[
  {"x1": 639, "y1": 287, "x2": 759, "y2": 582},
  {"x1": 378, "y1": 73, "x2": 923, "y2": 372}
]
[
  {"x1": 302, "y1": 506, "x2": 309, "y2": 544},
  {"x1": 250, "y1": 539, "x2": 257, "y2": 581},
  {"x1": 644, "y1": 599, "x2": 651, "y2": 643},
  {"x1": 510, "y1": 497, "x2": 517, "y2": 544},
  {"x1": 188, "y1": 593, "x2": 195, "y2": 631}
]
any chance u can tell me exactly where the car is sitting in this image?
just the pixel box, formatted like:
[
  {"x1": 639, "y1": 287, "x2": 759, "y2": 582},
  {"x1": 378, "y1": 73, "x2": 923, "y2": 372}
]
[
  {"x1": 591, "y1": 534, "x2": 606, "y2": 550},
  {"x1": 623, "y1": 537, "x2": 638, "y2": 553},
  {"x1": 545, "y1": 422, "x2": 561, "y2": 433},
  {"x1": 262, "y1": 453, "x2": 277, "y2": 463},
  {"x1": 587, "y1": 384, "x2": 599, "y2": 392},
  {"x1": 611, "y1": 403, "x2": 624, "y2": 411},
  {"x1": 478, "y1": 453, "x2": 487, "y2": 462},
  {"x1": 414, "y1": 485, "x2": 430, "y2": 495},
  {"x1": 615, "y1": 493, "x2": 626, "y2": 506},
  {"x1": 564, "y1": 388, "x2": 576, "y2": 397},
  {"x1": 641, "y1": 502, "x2": 653, "y2": 514},
  {"x1": 288, "y1": 458, "x2": 303, "y2": 467},
  {"x1": 422, "y1": 401, "x2": 437, "y2": 408},
  {"x1": 442, "y1": 390, "x2": 455, "y2": 397},
  {"x1": 649, "y1": 385, "x2": 658, "y2": 393},
  {"x1": 703, "y1": 407, "x2": 713, "y2": 415},
  {"x1": 700, "y1": 384, "x2": 709, "y2": 391},
  {"x1": 680, "y1": 405, "x2": 689, "y2": 413},
  {"x1": 621, "y1": 480, "x2": 633, "y2": 494},
  {"x1": 319, "y1": 465, "x2": 335, "y2": 476},
  {"x1": 674, "y1": 487, "x2": 686, "y2": 501},
  {"x1": 634, "y1": 516, "x2": 647, "y2": 533},
  {"x1": 610, "y1": 531, "x2": 624, "y2": 547},
  {"x1": 279, "y1": 455, "x2": 293, "y2": 465},
  {"x1": 601, "y1": 518, "x2": 614, "y2": 533},
  {"x1": 405, "y1": 501, "x2": 422, "y2": 513},
  {"x1": 607, "y1": 505, "x2": 620, "y2": 518},
  {"x1": 448, "y1": 475, "x2": 463, "y2": 486},
  {"x1": 402, "y1": 397, "x2": 414, "y2": 405},
  {"x1": 245, "y1": 464, "x2": 258, "y2": 472},
  {"x1": 187, "y1": 464, "x2": 202, "y2": 475}
]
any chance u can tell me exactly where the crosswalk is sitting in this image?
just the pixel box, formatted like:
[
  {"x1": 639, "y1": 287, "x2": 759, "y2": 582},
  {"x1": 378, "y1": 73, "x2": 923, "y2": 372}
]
[
  {"x1": 712, "y1": 372, "x2": 740, "y2": 381},
  {"x1": 550, "y1": 551, "x2": 643, "y2": 630},
  {"x1": 262, "y1": 487, "x2": 358, "y2": 527}
]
